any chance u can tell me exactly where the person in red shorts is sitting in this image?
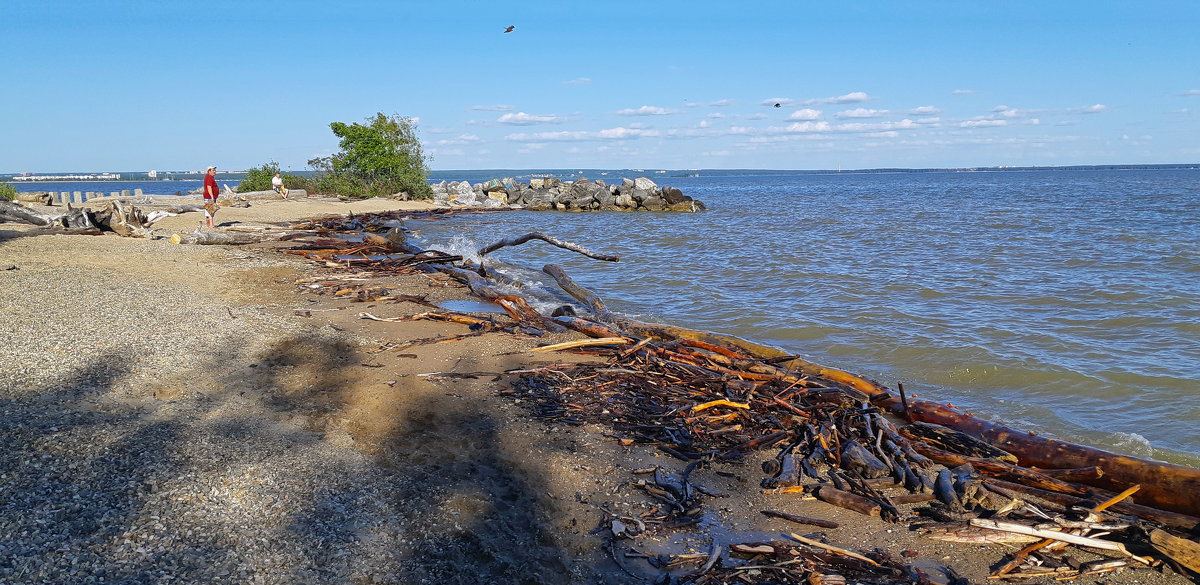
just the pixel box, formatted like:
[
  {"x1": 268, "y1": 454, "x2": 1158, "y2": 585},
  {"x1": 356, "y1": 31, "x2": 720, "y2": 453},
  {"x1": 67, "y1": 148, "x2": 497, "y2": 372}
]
[{"x1": 203, "y1": 165, "x2": 219, "y2": 228}]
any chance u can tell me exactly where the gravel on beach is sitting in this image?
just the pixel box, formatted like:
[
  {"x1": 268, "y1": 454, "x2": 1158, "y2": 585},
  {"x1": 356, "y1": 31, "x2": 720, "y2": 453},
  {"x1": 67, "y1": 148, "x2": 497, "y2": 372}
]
[{"x1": 0, "y1": 230, "x2": 609, "y2": 585}]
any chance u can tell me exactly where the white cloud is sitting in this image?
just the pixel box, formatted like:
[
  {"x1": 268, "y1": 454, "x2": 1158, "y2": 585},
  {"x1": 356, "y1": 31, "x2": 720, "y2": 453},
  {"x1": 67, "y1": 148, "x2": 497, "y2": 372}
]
[
  {"x1": 505, "y1": 126, "x2": 660, "y2": 141},
  {"x1": 802, "y1": 91, "x2": 870, "y2": 106},
  {"x1": 835, "y1": 108, "x2": 888, "y2": 119},
  {"x1": 761, "y1": 97, "x2": 795, "y2": 107},
  {"x1": 961, "y1": 119, "x2": 1008, "y2": 128},
  {"x1": 708, "y1": 99, "x2": 734, "y2": 107},
  {"x1": 1182, "y1": 90, "x2": 1200, "y2": 96},
  {"x1": 598, "y1": 127, "x2": 658, "y2": 138},
  {"x1": 785, "y1": 121, "x2": 832, "y2": 133},
  {"x1": 991, "y1": 105, "x2": 1021, "y2": 118},
  {"x1": 1072, "y1": 104, "x2": 1108, "y2": 114},
  {"x1": 436, "y1": 134, "x2": 482, "y2": 145},
  {"x1": 908, "y1": 105, "x2": 941, "y2": 116},
  {"x1": 953, "y1": 89, "x2": 975, "y2": 95},
  {"x1": 615, "y1": 105, "x2": 675, "y2": 116},
  {"x1": 497, "y1": 112, "x2": 563, "y2": 125},
  {"x1": 788, "y1": 108, "x2": 822, "y2": 120},
  {"x1": 563, "y1": 77, "x2": 591, "y2": 86},
  {"x1": 699, "y1": 120, "x2": 710, "y2": 128},
  {"x1": 471, "y1": 104, "x2": 514, "y2": 111},
  {"x1": 836, "y1": 119, "x2": 917, "y2": 132},
  {"x1": 707, "y1": 112, "x2": 726, "y2": 119},
  {"x1": 745, "y1": 113, "x2": 768, "y2": 120}
]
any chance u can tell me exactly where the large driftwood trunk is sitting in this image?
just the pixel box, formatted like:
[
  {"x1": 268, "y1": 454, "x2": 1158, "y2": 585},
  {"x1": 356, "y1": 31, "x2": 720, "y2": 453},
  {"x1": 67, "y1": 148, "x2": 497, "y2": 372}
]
[
  {"x1": 1, "y1": 199, "x2": 55, "y2": 226},
  {"x1": 880, "y1": 397, "x2": 1200, "y2": 516},
  {"x1": 226, "y1": 188, "x2": 308, "y2": 201},
  {"x1": 170, "y1": 231, "x2": 272, "y2": 245}
]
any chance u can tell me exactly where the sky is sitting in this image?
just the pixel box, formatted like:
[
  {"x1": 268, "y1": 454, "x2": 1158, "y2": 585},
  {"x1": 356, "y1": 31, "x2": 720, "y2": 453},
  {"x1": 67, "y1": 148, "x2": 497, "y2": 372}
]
[{"x1": 2, "y1": 1, "x2": 1198, "y2": 172}]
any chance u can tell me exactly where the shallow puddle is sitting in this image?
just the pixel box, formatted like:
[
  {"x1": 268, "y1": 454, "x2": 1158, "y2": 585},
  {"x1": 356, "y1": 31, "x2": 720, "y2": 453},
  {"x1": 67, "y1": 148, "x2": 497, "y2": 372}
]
[{"x1": 438, "y1": 299, "x2": 506, "y2": 314}]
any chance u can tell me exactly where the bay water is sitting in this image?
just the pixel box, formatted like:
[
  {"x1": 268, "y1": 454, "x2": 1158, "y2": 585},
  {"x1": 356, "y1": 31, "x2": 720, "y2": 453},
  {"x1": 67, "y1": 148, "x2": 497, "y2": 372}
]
[
  {"x1": 410, "y1": 169, "x2": 1200, "y2": 467},
  {"x1": 10, "y1": 169, "x2": 1198, "y2": 466}
]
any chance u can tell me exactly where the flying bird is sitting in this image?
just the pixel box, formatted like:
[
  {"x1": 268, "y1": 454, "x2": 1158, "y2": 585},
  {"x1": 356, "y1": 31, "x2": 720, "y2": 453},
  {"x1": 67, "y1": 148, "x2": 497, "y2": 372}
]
[
  {"x1": 774, "y1": 103, "x2": 781, "y2": 108},
  {"x1": 504, "y1": 25, "x2": 515, "y2": 33}
]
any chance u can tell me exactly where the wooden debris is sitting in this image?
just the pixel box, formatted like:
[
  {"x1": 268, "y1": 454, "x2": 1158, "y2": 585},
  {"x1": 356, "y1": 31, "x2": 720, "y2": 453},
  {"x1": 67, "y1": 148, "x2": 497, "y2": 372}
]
[
  {"x1": 1150, "y1": 529, "x2": 1200, "y2": 575},
  {"x1": 171, "y1": 231, "x2": 271, "y2": 245},
  {"x1": 477, "y1": 231, "x2": 620, "y2": 262},
  {"x1": 760, "y1": 510, "x2": 839, "y2": 529},
  {"x1": 285, "y1": 210, "x2": 1200, "y2": 585},
  {"x1": 787, "y1": 533, "x2": 879, "y2": 566},
  {"x1": 969, "y1": 518, "x2": 1146, "y2": 560},
  {"x1": 530, "y1": 337, "x2": 629, "y2": 352}
]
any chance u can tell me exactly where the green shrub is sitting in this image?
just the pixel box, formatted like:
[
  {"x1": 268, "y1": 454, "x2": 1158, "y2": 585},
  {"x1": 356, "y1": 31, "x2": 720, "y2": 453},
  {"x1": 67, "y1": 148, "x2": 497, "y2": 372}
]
[
  {"x1": 317, "y1": 113, "x2": 433, "y2": 200},
  {"x1": 0, "y1": 182, "x2": 16, "y2": 201},
  {"x1": 237, "y1": 162, "x2": 282, "y2": 193}
]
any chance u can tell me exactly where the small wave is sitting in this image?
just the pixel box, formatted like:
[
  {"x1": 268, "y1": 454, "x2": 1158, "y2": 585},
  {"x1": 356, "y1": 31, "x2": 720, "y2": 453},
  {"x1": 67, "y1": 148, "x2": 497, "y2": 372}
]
[{"x1": 1109, "y1": 432, "x2": 1155, "y2": 459}]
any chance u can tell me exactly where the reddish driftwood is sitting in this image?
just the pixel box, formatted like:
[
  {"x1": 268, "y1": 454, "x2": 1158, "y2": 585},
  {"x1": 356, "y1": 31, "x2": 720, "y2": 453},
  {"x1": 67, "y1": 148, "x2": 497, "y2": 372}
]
[
  {"x1": 880, "y1": 398, "x2": 1200, "y2": 516},
  {"x1": 814, "y1": 485, "x2": 880, "y2": 517}
]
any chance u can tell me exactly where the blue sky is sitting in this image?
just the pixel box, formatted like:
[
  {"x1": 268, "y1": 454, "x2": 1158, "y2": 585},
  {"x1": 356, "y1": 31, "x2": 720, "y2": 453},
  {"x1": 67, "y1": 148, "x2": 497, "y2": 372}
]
[{"x1": 2, "y1": 1, "x2": 1198, "y2": 172}]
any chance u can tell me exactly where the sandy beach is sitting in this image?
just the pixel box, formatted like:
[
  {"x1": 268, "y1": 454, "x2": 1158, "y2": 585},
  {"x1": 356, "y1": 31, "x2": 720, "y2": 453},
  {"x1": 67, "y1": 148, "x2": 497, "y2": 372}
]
[{"x1": 1, "y1": 195, "x2": 1193, "y2": 585}]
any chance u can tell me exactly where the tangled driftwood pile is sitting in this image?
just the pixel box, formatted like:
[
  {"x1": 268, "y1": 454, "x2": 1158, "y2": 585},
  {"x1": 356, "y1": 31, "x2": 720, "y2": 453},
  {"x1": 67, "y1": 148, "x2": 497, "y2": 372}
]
[
  {"x1": 268, "y1": 209, "x2": 1200, "y2": 584},
  {"x1": 0, "y1": 198, "x2": 197, "y2": 239}
]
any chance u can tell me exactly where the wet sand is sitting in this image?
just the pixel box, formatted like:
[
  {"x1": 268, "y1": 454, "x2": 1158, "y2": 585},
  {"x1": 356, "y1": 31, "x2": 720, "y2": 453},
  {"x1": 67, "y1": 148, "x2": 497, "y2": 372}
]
[{"x1": 1, "y1": 195, "x2": 1189, "y2": 584}]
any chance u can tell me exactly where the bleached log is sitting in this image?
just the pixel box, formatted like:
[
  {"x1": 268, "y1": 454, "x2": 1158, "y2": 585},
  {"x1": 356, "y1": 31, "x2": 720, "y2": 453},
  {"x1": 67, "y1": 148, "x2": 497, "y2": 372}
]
[
  {"x1": 969, "y1": 518, "x2": 1146, "y2": 561},
  {"x1": 1, "y1": 199, "x2": 55, "y2": 226},
  {"x1": 14, "y1": 192, "x2": 52, "y2": 205},
  {"x1": 170, "y1": 231, "x2": 272, "y2": 245}
]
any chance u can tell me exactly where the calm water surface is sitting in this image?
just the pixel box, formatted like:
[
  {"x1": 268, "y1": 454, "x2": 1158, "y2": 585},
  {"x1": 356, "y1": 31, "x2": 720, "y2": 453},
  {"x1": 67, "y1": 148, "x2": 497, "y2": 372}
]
[{"x1": 411, "y1": 170, "x2": 1200, "y2": 466}]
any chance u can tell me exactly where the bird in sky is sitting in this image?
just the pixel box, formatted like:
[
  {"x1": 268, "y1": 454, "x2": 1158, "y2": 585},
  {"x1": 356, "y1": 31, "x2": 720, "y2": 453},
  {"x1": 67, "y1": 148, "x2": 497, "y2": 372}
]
[
  {"x1": 504, "y1": 25, "x2": 515, "y2": 33},
  {"x1": 774, "y1": 103, "x2": 782, "y2": 108}
]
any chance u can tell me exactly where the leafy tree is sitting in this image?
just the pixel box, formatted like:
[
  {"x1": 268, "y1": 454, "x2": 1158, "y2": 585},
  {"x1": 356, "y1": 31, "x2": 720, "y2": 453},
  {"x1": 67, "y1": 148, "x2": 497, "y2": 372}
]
[
  {"x1": 316, "y1": 112, "x2": 433, "y2": 199},
  {"x1": 0, "y1": 182, "x2": 16, "y2": 201},
  {"x1": 237, "y1": 161, "x2": 281, "y2": 192}
]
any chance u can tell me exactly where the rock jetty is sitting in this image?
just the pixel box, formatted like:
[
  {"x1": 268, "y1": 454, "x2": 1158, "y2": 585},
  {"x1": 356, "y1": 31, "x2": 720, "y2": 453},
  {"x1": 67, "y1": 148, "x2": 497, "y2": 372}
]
[{"x1": 430, "y1": 176, "x2": 705, "y2": 212}]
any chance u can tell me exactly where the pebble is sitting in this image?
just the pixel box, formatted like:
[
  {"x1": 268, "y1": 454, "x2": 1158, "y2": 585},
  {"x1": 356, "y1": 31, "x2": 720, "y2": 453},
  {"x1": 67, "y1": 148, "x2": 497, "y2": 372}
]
[{"x1": 0, "y1": 233, "x2": 444, "y2": 583}]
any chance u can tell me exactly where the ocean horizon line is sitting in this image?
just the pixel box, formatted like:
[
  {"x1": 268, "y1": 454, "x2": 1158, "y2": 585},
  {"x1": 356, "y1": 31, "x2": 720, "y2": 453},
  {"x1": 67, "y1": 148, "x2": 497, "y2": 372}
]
[{"x1": 4, "y1": 162, "x2": 1199, "y2": 180}]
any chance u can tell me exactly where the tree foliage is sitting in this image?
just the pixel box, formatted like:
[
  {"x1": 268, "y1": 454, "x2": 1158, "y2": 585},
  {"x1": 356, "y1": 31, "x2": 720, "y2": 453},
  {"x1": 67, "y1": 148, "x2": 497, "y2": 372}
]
[
  {"x1": 309, "y1": 113, "x2": 432, "y2": 199},
  {"x1": 0, "y1": 182, "x2": 15, "y2": 201},
  {"x1": 237, "y1": 161, "x2": 282, "y2": 192}
]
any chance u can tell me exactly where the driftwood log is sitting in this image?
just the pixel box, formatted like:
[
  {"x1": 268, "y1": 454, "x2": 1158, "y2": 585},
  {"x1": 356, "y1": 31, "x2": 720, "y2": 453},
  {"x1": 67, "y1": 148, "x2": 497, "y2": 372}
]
[
  {"x1": 2, "y1": 198, "x2": 195, "y2": 238},
  {"x1": 14, "y1": 192, "x2": 52, "y2": 205},
  {"x1": 170, "y1": 231, "x2": 273, "y2": 245},
  {"x1": 477, "y1": 232, "x2": 620, "y2": 262},
  {"x1": 542, "y1": 263, "x2": 612, "y2": 321},
  {"x1": 1, "y1": 199, "x2": 56, "y2": 226},
  {"x1": 878, "y1": 396, "x2": 1200, "y2": 517},
  {"x1": 1150, "y1": 529, "x2": 1200, "y2": 575}
]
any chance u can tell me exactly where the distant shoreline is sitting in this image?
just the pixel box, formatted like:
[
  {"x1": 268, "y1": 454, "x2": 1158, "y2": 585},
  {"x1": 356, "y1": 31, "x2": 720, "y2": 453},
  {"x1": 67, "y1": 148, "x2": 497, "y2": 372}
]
[{"x1": 3, "y1": 163, "x2": 1198, "y2": 182}]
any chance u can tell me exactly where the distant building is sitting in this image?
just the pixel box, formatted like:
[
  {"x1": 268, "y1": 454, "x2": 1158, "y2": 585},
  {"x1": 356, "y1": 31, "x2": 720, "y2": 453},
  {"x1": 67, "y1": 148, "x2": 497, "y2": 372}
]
[{"x1": 148, "y1": 170, "x2": 157, "y2": 178}]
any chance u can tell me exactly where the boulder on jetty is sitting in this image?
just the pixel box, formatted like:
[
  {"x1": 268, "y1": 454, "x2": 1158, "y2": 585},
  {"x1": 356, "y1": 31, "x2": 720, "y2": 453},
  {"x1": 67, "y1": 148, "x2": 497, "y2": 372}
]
[{"x1": 430, "y1": 176, "x2": 705, "y2": 212}]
